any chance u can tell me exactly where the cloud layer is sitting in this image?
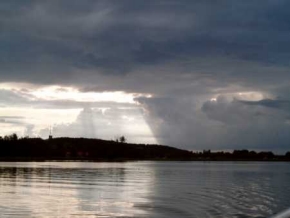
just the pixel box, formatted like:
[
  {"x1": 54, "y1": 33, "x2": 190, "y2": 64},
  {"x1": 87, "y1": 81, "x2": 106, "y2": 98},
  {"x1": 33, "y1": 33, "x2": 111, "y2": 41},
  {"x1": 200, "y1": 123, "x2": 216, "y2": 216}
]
[{"x1": 1, "y1": 1, "x2": 290, "y2": 151}]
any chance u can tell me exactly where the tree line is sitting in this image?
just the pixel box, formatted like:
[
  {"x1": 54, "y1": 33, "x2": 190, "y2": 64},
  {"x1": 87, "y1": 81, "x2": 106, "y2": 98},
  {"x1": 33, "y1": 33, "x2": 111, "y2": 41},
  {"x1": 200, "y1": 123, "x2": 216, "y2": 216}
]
[{"x1": 0, "y1": 134, "x2": 289, "y2": 161}]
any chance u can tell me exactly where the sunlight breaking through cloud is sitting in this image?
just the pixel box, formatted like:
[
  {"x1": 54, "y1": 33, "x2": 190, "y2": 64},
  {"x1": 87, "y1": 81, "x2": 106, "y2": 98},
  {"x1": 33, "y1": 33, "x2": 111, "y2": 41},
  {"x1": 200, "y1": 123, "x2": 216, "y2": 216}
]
[{"x1": 0, "y1": 83, "x2": 152, "y2": 104}]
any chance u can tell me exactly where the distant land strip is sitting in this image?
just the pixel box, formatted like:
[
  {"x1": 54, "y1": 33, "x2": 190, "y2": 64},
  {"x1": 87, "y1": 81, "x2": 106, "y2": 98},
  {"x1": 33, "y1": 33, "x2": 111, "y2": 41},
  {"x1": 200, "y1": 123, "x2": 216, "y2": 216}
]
[{"x1": 0, "y1": 135, "x2": 289, "y2": 162}]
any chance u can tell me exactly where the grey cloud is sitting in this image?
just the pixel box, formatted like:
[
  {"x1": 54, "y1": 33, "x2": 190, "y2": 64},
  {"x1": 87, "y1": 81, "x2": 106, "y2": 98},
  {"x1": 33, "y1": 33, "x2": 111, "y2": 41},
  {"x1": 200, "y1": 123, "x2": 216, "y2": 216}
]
[
  {"x1": 138, "y1": 95, "x2": 290, "y2": 151},
  {"x1": 202, "y1": 97, "x2": 290, "y2": 125},
  {"x1": 0, "y1": 89, "x2": 29, "y2": 106},
  {"x1": 201, "y1": 96, "x2": 290, "y2": 149},
  {"x1": 137, "y1": 96, "x2": 223, "y2": 148},
  {"x1": 240, "y1": 99, "x2": 290, "y2": 112},
  {"x1": 0, "y1": 116, "x2": 26, "y2": 127}
]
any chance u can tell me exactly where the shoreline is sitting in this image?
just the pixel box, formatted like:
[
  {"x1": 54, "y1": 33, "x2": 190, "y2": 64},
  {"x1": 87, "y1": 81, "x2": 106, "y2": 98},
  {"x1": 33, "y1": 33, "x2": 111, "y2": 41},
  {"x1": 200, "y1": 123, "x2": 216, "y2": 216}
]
[
  {"x1": 0, "y1": 158, "x2": 289, "y2": 162},
  {"x1": 0, "y1": 137, "x2": 289, "y2": 162}
]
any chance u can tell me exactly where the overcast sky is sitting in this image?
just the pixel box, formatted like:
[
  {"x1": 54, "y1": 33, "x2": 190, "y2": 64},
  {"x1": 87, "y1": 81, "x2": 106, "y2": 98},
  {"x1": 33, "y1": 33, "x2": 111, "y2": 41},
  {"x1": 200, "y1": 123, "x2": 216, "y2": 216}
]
[{"x1": 1, "y1": 0, "x2": 290, "y2": 152}]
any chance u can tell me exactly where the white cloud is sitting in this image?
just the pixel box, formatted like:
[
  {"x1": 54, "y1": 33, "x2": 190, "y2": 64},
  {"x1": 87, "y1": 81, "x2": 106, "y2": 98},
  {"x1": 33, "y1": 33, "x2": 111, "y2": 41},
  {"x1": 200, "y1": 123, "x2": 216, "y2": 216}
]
[{"x1": 38, "y1": 107, "x2": 157, "y2": 144}]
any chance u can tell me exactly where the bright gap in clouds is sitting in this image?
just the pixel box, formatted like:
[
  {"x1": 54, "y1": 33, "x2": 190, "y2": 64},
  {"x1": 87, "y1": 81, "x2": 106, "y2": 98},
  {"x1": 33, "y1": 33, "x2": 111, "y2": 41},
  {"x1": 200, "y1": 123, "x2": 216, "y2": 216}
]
[
  {"x1": 0, "y1": 83, "x2": 151, "y2": 103},
  {"x1": 209, "y1": 91, "x2": 270, "y2": 103},
  {"x1": 31, "y1": 86, "x2": 139, "y2": 103},
  {"x1": 0, "y1": 107, "x2": 81, "y2": 136},
  {"x1": 0, "y1": 83, "x2": 157, "y2": 144}
]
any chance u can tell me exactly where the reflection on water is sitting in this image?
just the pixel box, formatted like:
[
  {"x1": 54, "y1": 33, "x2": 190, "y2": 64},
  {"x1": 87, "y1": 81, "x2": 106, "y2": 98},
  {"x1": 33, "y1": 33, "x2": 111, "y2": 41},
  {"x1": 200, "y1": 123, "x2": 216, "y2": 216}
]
[{"x1": 0, "y1": 162, "x2": 290, "y2": 218}]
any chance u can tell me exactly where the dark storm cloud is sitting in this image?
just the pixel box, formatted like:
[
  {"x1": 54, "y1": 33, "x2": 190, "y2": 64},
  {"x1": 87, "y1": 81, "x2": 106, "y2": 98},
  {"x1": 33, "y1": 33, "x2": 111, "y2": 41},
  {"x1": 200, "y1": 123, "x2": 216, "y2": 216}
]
[{"x1": 1, "y1": 0, "x2": 290, "y2": 90}]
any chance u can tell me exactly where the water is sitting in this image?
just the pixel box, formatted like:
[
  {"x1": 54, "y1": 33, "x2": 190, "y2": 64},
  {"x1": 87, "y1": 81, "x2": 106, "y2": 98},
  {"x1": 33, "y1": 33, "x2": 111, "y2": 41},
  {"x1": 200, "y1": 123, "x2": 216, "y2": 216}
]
[{"x1": 0, "y1": 162, "x2": 289, "y2": 218}]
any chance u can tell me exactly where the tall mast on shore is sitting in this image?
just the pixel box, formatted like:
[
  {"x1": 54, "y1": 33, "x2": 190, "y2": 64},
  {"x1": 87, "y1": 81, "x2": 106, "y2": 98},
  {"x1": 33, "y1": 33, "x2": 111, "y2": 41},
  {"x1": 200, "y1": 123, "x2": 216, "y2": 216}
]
[{"x1": 49, "y1": 126, "x2": 53, "y2": 140}]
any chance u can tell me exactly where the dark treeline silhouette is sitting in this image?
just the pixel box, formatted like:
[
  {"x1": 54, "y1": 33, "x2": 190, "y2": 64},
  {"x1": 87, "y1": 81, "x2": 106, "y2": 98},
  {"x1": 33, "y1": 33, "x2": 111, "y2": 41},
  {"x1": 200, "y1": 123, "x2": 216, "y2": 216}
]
[
  {"x1": 193, "y1": 149, "x2": 280, "y2": 161},
  {"x1": 0, "y1": 134, "x2": 289, "y2": 161}
]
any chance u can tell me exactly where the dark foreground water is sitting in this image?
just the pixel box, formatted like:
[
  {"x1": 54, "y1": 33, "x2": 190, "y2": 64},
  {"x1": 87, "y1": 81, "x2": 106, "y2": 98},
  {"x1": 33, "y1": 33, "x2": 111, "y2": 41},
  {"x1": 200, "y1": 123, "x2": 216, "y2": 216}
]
[{"x1": 0, "y1": 162, "x2": 289, "y2": 218}]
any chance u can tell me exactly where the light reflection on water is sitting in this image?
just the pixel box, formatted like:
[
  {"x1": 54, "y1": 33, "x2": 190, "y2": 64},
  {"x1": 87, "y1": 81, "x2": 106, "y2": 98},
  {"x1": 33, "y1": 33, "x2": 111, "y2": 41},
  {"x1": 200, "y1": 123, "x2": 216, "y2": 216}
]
[{"x1": 0, "y1": 162, "x2": 290, "y2": 218}]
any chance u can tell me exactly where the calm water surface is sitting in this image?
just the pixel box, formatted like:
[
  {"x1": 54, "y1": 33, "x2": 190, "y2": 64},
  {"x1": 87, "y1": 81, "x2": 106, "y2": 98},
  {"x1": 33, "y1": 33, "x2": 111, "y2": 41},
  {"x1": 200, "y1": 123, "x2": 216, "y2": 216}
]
[{"x1": 0, "y1": 161, "x2": 289, "y2": 218}]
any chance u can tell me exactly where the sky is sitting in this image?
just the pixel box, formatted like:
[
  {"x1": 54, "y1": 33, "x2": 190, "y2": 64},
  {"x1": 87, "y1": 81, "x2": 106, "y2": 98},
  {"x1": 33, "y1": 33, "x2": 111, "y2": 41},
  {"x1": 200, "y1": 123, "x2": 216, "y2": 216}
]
[{"x1": 1, "y1": 0, "x2": 290, "y2": 152}]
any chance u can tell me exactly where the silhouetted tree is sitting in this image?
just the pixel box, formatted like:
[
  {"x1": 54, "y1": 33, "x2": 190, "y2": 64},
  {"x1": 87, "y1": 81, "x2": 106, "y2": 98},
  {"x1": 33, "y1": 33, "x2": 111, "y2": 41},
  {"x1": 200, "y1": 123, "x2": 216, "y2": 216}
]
[
  {"x1": 11, "y1": 133, "x2": 18, "y2": 141},
  {"x1": 3, "y1": 133, "x2": 18, "y2": 141},
  {"x1": 119, "y1": 136, "x2": 126, "y2": 143}
]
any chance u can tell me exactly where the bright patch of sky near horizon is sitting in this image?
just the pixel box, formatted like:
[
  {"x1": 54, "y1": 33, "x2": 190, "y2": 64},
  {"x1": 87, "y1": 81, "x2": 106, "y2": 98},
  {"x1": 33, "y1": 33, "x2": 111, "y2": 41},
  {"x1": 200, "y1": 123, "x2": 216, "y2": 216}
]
[{"x1": 0, "y1": 83, "x2": 157, "y2": 144}]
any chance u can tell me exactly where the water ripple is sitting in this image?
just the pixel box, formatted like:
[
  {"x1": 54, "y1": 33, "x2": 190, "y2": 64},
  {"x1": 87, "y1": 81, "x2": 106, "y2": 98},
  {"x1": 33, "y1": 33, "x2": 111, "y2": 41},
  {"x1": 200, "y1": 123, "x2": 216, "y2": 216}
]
[{"x1": 0, "y1": 162, "x2": 289, "y2": 217}]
